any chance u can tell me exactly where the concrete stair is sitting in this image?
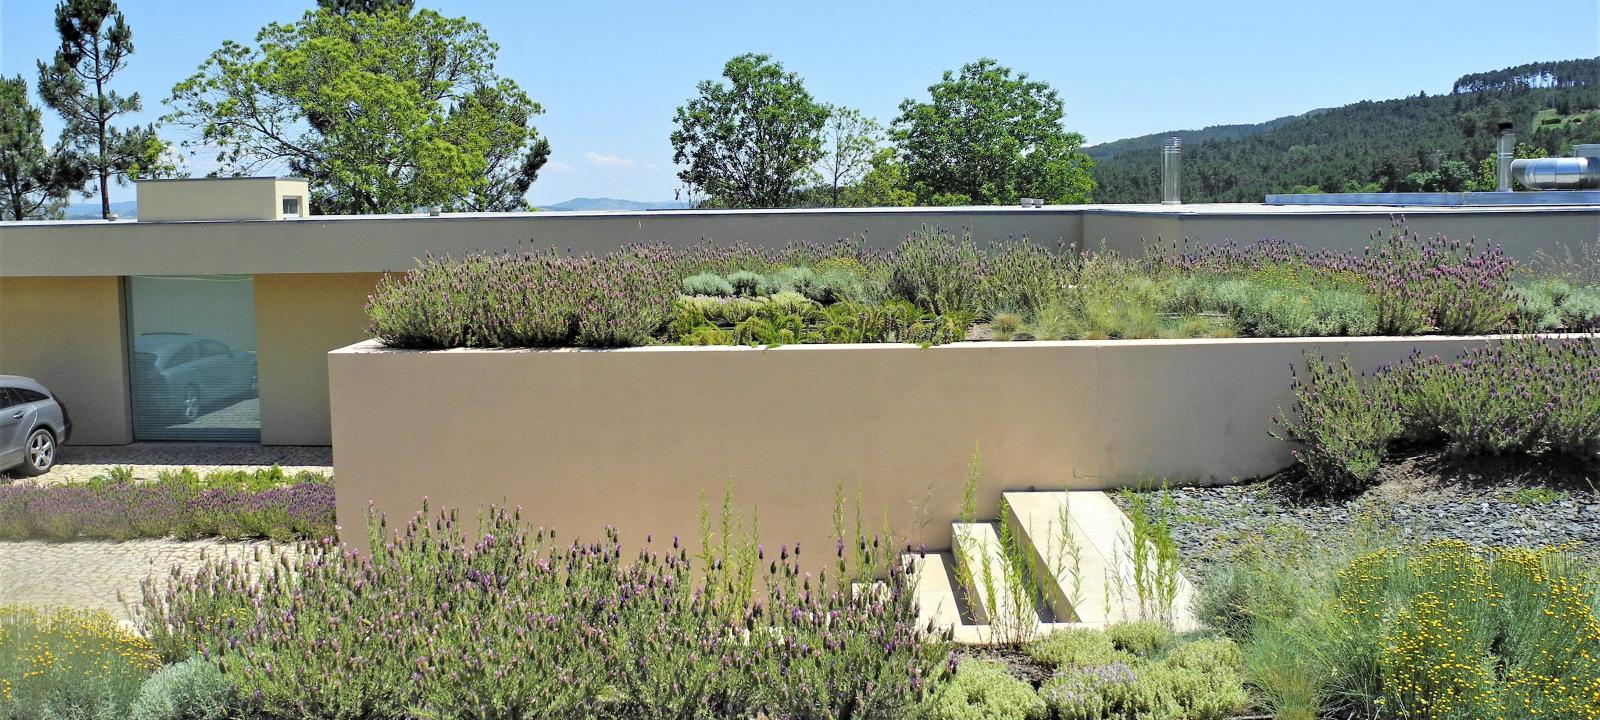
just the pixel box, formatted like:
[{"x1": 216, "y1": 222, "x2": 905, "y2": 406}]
[{"x1": 904, "y1": 490, "x2": 1197, "y2": 644}]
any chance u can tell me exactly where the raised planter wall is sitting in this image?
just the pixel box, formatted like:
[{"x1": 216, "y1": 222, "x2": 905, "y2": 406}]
[{"x1": 329, "y1": 336, "x2": 1534, "y2": 555}]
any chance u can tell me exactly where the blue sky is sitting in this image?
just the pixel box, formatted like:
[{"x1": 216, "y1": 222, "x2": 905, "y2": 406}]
[{"x1": 3, "y1": 0, "x2": 1598, "y2": 206}]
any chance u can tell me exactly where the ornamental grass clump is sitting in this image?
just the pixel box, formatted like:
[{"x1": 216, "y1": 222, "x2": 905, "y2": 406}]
[
  {"x1": 0, "y1": 606, "x2": 162, "y2": 719},
  {"x1": 143, "y1": 502, "x2": 950, "y2": 720}
]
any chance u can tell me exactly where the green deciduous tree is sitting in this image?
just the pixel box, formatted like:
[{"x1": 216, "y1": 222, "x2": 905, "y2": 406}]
[
  {"x1": 892, "y1": 58, "x2": 1095, "y2": 205},
  {"x1": 165, "y1": 7, "x2": 548, "y2": 214},
  {"x1": 36, "y1": 0, "x2": 167, "y2": 219},
  {"x1": 316, "y1": 0, "x2": 413, "y2": 17},
  {"x1": 671, "y1": 53, "x2": 829, "y2": 208},
  {"x1": 0, "y1": 75, "x2": 90, "y2": 220},
  {"x1": 840, "y1": 148, "x2": 915, "y2": 207},
  {"x1": 815, "y1": 105, "x2": 881, "y2": 206}
]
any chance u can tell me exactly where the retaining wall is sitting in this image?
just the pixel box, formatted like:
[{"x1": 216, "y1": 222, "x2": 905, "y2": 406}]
[{"x1": 328, "y1": 335, "x2": 1556, "y2": 555}]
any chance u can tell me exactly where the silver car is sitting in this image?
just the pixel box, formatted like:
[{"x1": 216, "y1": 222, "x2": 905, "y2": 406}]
[{"x1": 0, "y1": 375, "x2": 71, "y2": 476}]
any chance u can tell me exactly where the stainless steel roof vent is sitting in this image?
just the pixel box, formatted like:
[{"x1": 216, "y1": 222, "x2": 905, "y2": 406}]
[
  {"x1": 1495, "y1": 123, "x2": 1514, "y2": 193},
  {"x1": 1511, "y1": 144, "x2": 1600, "y2": 190},
  {"x1": 1160, "y1": 137, "x2": 1181, "y2": 204}
]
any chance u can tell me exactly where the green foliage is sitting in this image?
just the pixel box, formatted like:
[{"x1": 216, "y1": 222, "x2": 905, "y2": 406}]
[
  {"x1": 0, "y1": 606, "x2": 160, "y2": 719},
  {"x1": 894, "y1": 58, "x2": 1095, "y2": 204},
  {"x1": 0, "y1": 75, "x2": 89, "y2": 220},
  {"x1": 925, "y1": 659, "x2": 1046, "y2": 720},
  {"x1": 1036, "y1": 635, "x2": 1249, "y2": 720},
  {"x1": 725, "y1": 269, "x2": 764, "y2": 297},
  {"x1": 1104, "y1": 621, "x2": 1173, "y2": 657},
  {"x1": 680, "y1": 272, "x2": 735, "y2": 297},
  {"x1": 1026, "y1": 628, "x2": 1126, "y2": 669},
  {"x1": 1119, "y1": 489, "x2": 1182, "y2": 624},
  {"x1": 1220, "y1": 540, "x2": 1600, "y2": 720},
  {"x1": 144, "y1": 501, "x2": 951, "y2": 720},
  {"x1": 36, "y1": 0, "x2": 172, "y2": 220},
  {"x1": 890, "y1": 226, "x2": 982, "y2": 315},
  {"x1": 1515, "y1": 279, "x2": 1600, "y2": 331},
  {"x1": 1270, "y1": 355, "x2": 1402, "y2": 494},
  {"x1": 758, "y1": 266, "x2": 817, "y2": 296},
  {"x1": 129, "y1": 658, "x2": 233, "y2": 720},
  {"x1": 671, "y1": 53, "x2": 829, "y2": 208},
  {"x1": 815, "y1": 105, "x2": 883, "y2": 207},
  {"x1": 165, "y1": 7, "x2": 547, "y2": 213},
  {"x1": 839, "y1": 147, "x2": 917, "y2": 207}
]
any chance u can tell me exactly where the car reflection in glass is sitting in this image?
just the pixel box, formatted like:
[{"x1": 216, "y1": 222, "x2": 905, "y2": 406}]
[{"x1": 132, "y1": 333, "x2": 258, "y2": 425}]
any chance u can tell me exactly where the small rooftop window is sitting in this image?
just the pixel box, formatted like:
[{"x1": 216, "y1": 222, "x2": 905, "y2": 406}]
[{"x1": 282, "y1": 196, "x2": 302, "y2": 218}]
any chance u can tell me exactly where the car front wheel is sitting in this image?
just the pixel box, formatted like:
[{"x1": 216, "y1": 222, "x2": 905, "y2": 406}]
[{"x1": 18, "y1": 428, "x2": 55, "y2": 476}]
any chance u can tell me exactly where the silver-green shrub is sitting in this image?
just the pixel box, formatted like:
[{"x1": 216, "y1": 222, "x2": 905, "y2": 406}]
[
  {"x1": 130, "y1": 658, "x2": 232, "y2": 720},
  {"x1": 681, "y1": 272, "x2": 735, "y2": 297}
]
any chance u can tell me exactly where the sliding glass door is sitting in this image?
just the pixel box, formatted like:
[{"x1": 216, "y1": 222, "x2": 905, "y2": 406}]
[{"x1": 126, "y1": 276, "x2": 260, "y2": 442}]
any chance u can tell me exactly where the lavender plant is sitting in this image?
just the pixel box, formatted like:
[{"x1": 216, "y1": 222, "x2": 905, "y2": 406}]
[
  {"x1": 0, "y1": 469, "x2": 334, "y2": 542},
  {"x1": 142, "y1": 501, "x2": 950, "y2": 720},
  {"x1": 1276, "y1": 338, "x2": 1600, "y2": 493}
]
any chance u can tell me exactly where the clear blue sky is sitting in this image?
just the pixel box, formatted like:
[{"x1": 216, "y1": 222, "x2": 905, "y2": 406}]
[{"x1": 4, "y1": 0, "x2": 1598, "y2": 206}]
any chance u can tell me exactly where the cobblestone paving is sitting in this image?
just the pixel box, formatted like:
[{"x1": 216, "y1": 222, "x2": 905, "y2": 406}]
[
  {"x1": 0, "y1": 539, "x2": 289, "y2": 625},
  {"x1": 3, "y1": 442, "x2": 332, "y2": 484}
]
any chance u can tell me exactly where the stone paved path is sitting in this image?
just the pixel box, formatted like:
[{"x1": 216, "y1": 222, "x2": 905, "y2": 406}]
[
  {"x1": 3, "y1": 442, "x2": 332, "y2": 485},
  {"x1": 0, "y1": 539, "x2": 289, "y2": 626}
]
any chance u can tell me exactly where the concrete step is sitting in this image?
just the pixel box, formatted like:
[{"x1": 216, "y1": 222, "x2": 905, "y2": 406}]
[
  {"x1": 906, "y1": 490, "x2": 1199, "y2": 644},
  {"x1": 1002, "y1": 491, "x2": 1117, "y2": 625},
  {"x1": 1060, "y1": 490, "x2": 1198, "y2": 631},
  {"x1": 951, "y1": 521, "x2": 1041, "y2": 634}
]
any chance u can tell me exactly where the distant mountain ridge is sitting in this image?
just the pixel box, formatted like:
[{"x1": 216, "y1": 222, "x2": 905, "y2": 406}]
[
  {"x1": 64, "y1": 200, "x2": 137, "y2": 219},
  {"x1": 540, "y1": 197, "x2": 691, "y2": 211}
]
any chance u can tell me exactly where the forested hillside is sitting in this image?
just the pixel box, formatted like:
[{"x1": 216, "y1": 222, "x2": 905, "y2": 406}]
[
  {"x1": 1093, "y1": 58, "x2": 1600, "y2": 203},
  {"x1": 1084, "y1": 113, "x2": 1307, "y2": 162}
]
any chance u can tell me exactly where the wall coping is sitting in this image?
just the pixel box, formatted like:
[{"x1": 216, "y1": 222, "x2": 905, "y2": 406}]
[{"x1": 334, "y1": 333, "x2": 1598, "y2": 356}]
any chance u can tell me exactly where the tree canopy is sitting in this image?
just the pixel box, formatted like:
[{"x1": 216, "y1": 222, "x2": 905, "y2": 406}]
[
  {"x1": 37, "y1": 0, "x2": 168, "y2": 218},
  {"x1": 164, "y1": 7, "x2": 548, "y2": 214},
  {"x1": 0, "y1": 75, "x2": 90, "y2": 220},
  {"x1": 891, "y1": 58, "x2": 1094, "y2": 205},
  {"x1": 671, "y1": 53, "x2": 829, "y2": 208}
]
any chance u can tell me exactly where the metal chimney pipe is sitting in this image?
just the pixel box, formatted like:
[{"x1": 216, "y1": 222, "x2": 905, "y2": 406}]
[
  {"x1": 1495, "y1": 122, "x2": 1515, "y2": 192},
  {"x1": 1160, "y1": 137, "x2": 1182, "y2": 204}
]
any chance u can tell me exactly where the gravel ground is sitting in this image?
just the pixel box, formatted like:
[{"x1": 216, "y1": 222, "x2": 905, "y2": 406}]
[
  {"x1": 1112, "y1": 450, "x2": 1600, "y2": 581},
  {"x1": 0, "y1": 539, "x2": 290, "y2": 626},
  {"x1": 2, "y1": 442, "x2": 332, "y2": 484}
]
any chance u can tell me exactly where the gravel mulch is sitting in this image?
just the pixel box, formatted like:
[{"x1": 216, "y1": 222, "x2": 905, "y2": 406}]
[{"x1": 1112, "y1": 449, "x2": 1600, "y2": 581}]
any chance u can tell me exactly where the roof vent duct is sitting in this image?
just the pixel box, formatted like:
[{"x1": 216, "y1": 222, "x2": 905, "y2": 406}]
[
  {"x1": 1510, "y1": 145, "x2": 1600, "y2": 190},
  {"x1": 1160, "y1": 137, "x2": 1182, "y2": 205}
]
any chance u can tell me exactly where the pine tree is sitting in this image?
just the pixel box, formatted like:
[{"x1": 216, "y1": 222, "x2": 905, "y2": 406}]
[
  {"x1": 36, "y1": 0, "x2": 166, "y2": 219},
  {"x1": 0, "y1": 75, "x2": 89, "y2": 220}
]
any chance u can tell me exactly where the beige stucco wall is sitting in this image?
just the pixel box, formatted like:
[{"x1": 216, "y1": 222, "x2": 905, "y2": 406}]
[
  {"x1": 255, "y1": 273, "x2": 383, "y2": 445},
  {"x1": 136, "y1": 178, "x2": 310, "y2": 222},
  {"x1": 0, "y1": 277, "x2": 131, "y2": 445},
  {"x1": 330, "y1": 335, "x2": 1545, "y2": 555},
  {"x1": 6, "y1": 204, "x2": 1596, "y2": 278},
  {"x1": 1082, "y1": 208, "x2": 1600, "y2": 258}
]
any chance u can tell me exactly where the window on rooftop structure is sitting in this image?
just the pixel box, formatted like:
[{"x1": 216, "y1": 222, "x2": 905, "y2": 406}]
[{"x1": 282, "y1": 196, "x2": 302, "y2": 218}]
